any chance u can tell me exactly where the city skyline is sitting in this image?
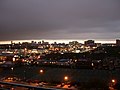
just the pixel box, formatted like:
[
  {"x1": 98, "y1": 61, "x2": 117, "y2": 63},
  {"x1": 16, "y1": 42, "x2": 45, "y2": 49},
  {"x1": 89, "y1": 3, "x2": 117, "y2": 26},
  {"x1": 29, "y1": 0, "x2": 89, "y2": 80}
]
[
  {"x1": 0, "y1": 39, "x2": 116, "y2": 44},
  {"x1": 0, "y1": 0, "x2": 120, "y2": 41}
]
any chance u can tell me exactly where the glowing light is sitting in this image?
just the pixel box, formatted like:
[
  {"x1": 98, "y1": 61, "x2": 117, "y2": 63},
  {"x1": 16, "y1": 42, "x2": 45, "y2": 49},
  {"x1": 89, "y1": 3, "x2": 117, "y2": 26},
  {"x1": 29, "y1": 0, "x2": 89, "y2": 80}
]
[
  {"x1": 12, "y1": 58, "x2": 15, "y2": 62},
  {"x1": 11, "y1": 88, "x2": 15, "y2": 90},
  {"x1": 112, "y1": 79, "x2": 116, "y2": 83},
  {"x1": 40, "y1": 69, "x2": 43, "y2": 73},
  {"x1": 75, "y1": 60, "x2": 77, "y2": 62},
  {"x1": 91, "y1": 63, "x2": 94, "y2": 66},
  {"x1": 24, "y1": 48, "x2": 27, "y2": 51},
  {"x1": 11, "y1": 67, "x2": 14, "y2": 71},
  {"x1": 64, "y1": 76, "x2": 68, "y2": 81}
]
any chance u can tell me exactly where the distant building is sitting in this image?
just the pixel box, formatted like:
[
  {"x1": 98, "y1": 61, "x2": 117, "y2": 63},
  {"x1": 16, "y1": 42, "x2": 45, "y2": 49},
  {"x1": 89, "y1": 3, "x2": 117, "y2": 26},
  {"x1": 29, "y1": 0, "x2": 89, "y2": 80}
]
[
  {"x1": 102, "y1": 43, "x2": 116, "y2": 47},
  {"x1": 69, "y1": 41, "x2": 79, "y2": 45},
  {"x1": 96, "y1": 43, "x2": 101, "y2": 47},
  {"x1": 0, "y1": 53, "x2": 14, "y2": 61},
  {"x1": 11, "y1": 41, "x2": 13, "y2": 44},
  {"x1": 116, "y1": 39, "x2": 120, "y2": 46},
  {"x1": 84, "y1": 40, "x2": 95, "y2": 46}
]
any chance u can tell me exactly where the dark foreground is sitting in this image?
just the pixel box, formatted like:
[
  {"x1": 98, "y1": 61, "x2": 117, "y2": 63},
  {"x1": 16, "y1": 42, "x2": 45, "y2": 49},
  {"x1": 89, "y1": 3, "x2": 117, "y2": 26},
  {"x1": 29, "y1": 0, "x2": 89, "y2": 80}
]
[{"x1": 0, "y1": 66, "x2": 120, "y2": 90}]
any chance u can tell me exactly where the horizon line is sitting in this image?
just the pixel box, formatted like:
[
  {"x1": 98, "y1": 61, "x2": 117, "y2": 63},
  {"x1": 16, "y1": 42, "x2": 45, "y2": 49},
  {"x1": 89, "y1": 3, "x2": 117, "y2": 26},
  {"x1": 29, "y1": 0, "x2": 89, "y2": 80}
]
[{"x1": 0, "y1": 39, "x2": 117, "y2": 44}]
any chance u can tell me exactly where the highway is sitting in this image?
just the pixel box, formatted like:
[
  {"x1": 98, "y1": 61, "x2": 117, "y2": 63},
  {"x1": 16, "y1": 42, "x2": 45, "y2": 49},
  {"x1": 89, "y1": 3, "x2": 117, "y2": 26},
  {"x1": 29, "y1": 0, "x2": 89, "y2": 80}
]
[{"x1": 0, "y1": 81, "x2": 62, "y2": 90}]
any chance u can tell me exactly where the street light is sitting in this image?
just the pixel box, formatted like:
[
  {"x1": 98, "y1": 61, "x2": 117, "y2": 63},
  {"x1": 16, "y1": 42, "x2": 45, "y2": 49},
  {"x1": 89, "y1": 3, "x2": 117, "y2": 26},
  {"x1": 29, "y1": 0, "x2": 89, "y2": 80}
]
[
  {"x1": 112, "y1": 79, "x2": 116, "y2": 83},
  {"x1": 13, "y1": 57, "x2": 15, "y2": 62},
  {"x1": 11, "y1": 67, "x2": 14, "y2": 71},
  {"x1": 24, "y1": 48, "x2": 27, "y2": 56},
  {"x1": 40, "y1": 69, "x2": 43, "y2": 73},
  {"x1": 110, "y1": 79, "x2": 117, "y2": 87},
  {"x1": 64, "y1": 76, "x2": 68, "y2": 81},
  {"x1": 23, "y1": 70, "x2": 26, "y2": 80},
  {"x1": 11, "y1": 67, "x2": 14, "y2": 76}
]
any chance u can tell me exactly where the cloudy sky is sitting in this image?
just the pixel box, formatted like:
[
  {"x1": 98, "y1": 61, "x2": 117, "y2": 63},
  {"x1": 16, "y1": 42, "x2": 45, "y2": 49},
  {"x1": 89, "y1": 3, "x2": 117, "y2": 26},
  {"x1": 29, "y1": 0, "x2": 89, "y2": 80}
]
[{"x1": 0, "y1": 0, "x2": 120, "y2": 42}]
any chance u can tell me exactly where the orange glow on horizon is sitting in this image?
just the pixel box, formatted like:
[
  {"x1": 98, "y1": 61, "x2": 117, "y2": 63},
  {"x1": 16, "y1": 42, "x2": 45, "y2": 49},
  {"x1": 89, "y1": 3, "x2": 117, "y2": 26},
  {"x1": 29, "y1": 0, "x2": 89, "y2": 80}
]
[{"x1": 0, "y1": 39, "x2": 116, "y2": 44}]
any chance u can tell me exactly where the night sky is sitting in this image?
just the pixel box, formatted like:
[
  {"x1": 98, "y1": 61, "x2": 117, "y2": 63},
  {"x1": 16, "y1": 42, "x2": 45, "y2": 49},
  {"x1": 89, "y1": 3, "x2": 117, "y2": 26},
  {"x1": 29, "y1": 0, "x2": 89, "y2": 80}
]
[{"x1": 0, "y1": 0, "x2": 120, "y2": 41}]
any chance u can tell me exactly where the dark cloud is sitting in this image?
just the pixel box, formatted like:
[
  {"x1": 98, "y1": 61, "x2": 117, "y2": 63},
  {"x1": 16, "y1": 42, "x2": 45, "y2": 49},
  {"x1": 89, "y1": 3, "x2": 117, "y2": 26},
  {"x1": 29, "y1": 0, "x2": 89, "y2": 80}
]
[{"x1": 0, "y1": 0, "x2": 120, "y2": 41}]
